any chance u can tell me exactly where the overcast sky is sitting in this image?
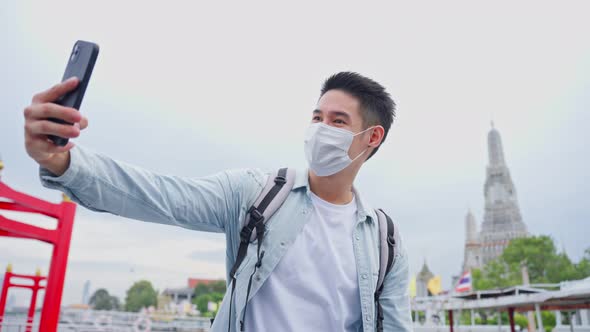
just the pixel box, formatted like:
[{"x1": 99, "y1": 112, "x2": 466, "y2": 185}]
[{"x1": 1, "y1": 1, "x2": 589, "y2": 307}]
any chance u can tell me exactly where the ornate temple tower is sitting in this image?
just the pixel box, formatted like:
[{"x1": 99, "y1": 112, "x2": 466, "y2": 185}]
[
  {"x1": 479, "y1": 124, "x2": 528, "y2": 264},
  {"x1": 416, "y1": 260, "x2": 435, "y2": 297},
  {"x1": 462, "y1": 210, "x2": 481, "y2": 272}
]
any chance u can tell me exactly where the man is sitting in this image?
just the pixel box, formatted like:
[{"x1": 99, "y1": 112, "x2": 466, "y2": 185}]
[{"x1": 24, "y1": 72, "x2": 411, "y2": 331}]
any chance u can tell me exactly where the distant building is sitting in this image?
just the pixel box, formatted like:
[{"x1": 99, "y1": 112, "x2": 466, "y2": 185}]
[
  {"x1": 162, "y1": 286, "x2": 194, "y2": 304},
  {"x1": 461, "y1": 124, "x2": 529, "y2": 272},
  {"x1": 67, "y1": 304, "x2": 90, "y2": 309},
  {"x1": 188, "y1": 278, "x2": 223, "y2": 289},
  {"x1": 157, "y1": 293, "x2": 173, "y2": 312},
  {"x1": 462, "y1": 210, "x2": 481, "y2": 272},
  {"x1": 162, "y1": 278, "x2": 224, "y2": 304},
  {"x1": 81, "y1": 280, "x2": 91, "y2": 305},
  {"x1": 416, "y1": 261, "x2": 435, "y2": 297},
  {"x1": 160, "y1": 278, "x2": 223, "y2": 315},
  {"x1": 480, "y1": 124, "x2": 528, "y2": 264}
]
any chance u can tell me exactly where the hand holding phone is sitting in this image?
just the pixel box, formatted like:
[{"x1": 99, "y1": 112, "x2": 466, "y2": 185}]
[{"x1": 48, "y1": 40, "x2": 99, "y2": 146}]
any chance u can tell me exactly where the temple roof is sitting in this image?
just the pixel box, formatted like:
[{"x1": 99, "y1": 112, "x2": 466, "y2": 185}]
[{"x1": 417, "y1": 260, "x2": 434, "y2": 281}]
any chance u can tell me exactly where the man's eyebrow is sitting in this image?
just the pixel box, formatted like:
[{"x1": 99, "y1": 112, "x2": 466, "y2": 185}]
[{"x1": 312, "y1": 109, "x2": 351, "y2": 119}]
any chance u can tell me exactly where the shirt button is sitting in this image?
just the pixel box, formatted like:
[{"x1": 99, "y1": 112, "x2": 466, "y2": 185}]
[
  {"x1": 280, "y1": 241, "x2": 286, "y2": 246},
  {"x1": 255, "y1": 274, "x2": 261, "y2": 281},
  {"x1": 362, "y1": 274, "x2": 367, "y2": 279},
  {"x1": 356, "y1": 236, "x2": 360, "y2": 240},
  {"x1": 302, "y1": 209, "x2": 307, "y2": 214}
]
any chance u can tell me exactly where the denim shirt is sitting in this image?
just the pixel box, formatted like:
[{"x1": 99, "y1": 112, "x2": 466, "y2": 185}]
[{"x1": 39, "y1": 145, "x2": 412, "y2": 332}]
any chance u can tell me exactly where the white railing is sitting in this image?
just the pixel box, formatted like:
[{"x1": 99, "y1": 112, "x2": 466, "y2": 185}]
[
  {"x1": 414, "y1": 326, "x2": 513, "y2": 332},
  {"x1": 0, "y1": 309, "x2": 212, "y2": 332}
]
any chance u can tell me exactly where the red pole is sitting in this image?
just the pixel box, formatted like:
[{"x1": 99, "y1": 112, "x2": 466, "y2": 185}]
[
  {"x1": 508, "y1": 307, "x2": 516, "y2": 332},
  {"x1": 449, "y1": 310, "x2": 454, "y2": 332},
  {"x1": 25, "y1": 278, "x2": 41, "y2": 332},
  {"x1": 39, "y1": 201, "x2": 76, "y2": 332},
  {"x1": 0, "y1": 270, "x2": 10, "y2": 327}
]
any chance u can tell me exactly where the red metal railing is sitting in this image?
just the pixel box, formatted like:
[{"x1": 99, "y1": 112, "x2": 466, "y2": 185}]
[
  {"x1": 0, "y1": 180, "x2": 76, "y2": 332},
  {"x1": 0, "y1": 268, "x2": 46, "y2": 332}
]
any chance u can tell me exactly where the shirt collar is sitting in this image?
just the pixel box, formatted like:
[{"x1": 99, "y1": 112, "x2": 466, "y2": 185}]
[
  {"x1": 292, "y1": 168, "x2": 309, "y2": 190},
  {"x1": 293, "y1": 168, "x2": 374, "y2": 223}
]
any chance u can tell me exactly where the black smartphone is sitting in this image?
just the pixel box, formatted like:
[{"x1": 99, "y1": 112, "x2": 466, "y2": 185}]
[{"x1": 48, "y1": 40, "x2": 99, "y2": 146}]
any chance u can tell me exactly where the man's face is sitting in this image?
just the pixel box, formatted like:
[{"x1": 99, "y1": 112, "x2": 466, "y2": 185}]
[{"x1": 312, "y1": 89, "x2": 372, "y2": 161}]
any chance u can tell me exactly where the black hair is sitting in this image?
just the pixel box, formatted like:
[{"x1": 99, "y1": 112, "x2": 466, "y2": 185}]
[{"x1": 320, "y1": 71, "x2": 396, "y2": 160}]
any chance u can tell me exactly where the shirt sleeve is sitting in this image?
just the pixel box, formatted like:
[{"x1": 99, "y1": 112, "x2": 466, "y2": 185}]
[
  {"x1": 379, "y1": 231, "x2": 413, "y2": 332},
  {"x1": 39, "y1": 144, "x2": 266, "y2": 233}
]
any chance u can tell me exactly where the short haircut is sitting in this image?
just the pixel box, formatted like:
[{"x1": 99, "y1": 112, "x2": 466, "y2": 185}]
[{"x1": 320, "y1": 72, "x2": 396, "y2": 160}]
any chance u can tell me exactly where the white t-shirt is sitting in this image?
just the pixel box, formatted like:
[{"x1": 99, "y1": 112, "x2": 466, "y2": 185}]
[{"x1": 244, "y1": 191, "x2": 362, "y2": 331}]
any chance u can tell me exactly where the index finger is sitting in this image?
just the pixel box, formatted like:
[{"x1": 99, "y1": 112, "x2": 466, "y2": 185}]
[{"x1": 32, "y1": 77, "x2": 79, "y2": 104}]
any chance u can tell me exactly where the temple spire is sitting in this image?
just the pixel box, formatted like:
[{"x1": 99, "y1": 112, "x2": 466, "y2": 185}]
[
  {"x1": 481, "y1": 123, "x2": 527, "y2": 265},
  {"x1": 487, "y1": 123, "x2": 505, "y2": 166},
  {"x1": 465, "y1": 210, "x2": 478, "y2": 243}
]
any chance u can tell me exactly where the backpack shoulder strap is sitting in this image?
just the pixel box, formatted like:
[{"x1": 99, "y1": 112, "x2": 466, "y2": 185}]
[
  {"x1": 241, "y1": 167, "x2": 296, "y2": 241},
  {"x1": 229, "y1": 168, "x2": 295, "y2": 279},
  {"x1": 375, "y1": 208, "x2": 396, "y2": 291},
  {"x1": 374, "y1": 208, "x2": 396, "y2": 332},
  {"x1": 227, "y1": 168, "x2": 296, "y2": 332}
]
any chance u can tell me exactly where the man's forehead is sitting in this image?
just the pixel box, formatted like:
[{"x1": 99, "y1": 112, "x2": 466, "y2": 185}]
[
  {"x1": 316, "y1": 90, "x2": 361, "y2": 116},
  {"x1": 313, "y1": 109, "x2": 351, "y2": 120}
]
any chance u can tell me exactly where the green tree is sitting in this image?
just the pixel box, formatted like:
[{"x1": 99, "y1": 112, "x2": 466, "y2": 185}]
[
  {"x1": 475, "y1": 258, "x2": 520, "y2": 290},
  {"x1": 473, "y1": 237, "x2": 590, "y2": 291},
  {"x1": 573, "y1": 248, "x2": 590, "y2": 279},
  {"x1": 210, "y1": 292, "x2": 224, "y2": 303},
  {"x1": 546, "y1": 252, "x2": 579, "y2": 282},
  {"x1": 459, "y1": 310, "x2": 471, "y2": 325},
  {"x1": 191, "y1": 281, "x2": 226, "y2": 317},
  {"x1": 124, "y1": 280, "x2": 158, "y2": 312},
  {"x1": 89, "y1": 288, "x2": 120, "y2": 310},
  {"x1": 411, "y1": 311, "x2": 425, "y2": 323},
  {"x1": 541, "y1": 311, "x2": 556, "y2": 332},
  {"x1": 194, "y1": 283, "x2": 210, "y2": 298},
  {"x1": 513, "y1": 313, "x2": 529, "y2": 331},
  {"x1": 502, "y1": 236, "x2": 557, "y2": 283},
  {"x1": 211, "y1": 280, "x2": 227, "y2": 293},
  {"x1": 193, "y1": 280, "x2": 226, "y2": 298},
  {"x1": 193, "y1": 291, "x2": 224, "y2": 316},
  {"x1": 195, "y1": 293, "x2": 212, "y2": 314}
]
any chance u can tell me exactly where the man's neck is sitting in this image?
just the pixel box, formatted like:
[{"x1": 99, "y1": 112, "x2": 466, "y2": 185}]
[{"x1": 308, "y1": 169, "x2": 358, "y2": 205}]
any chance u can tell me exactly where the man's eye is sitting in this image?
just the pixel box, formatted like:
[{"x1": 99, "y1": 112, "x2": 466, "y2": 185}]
[
  {"x1": 334, "y1": 119, "x2": 346, "y2": 124},
  {"x1": 312, "y1": 116, "x2": 321, "y2": 121}
]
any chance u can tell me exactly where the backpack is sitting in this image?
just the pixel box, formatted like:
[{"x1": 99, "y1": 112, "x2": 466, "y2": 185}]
[{"x1": 225, "y1": 168, "x2": 396, "y2": 332}]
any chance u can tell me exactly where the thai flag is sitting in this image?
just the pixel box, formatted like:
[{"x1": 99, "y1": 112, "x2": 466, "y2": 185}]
[{"x1": 455, "y1": 270, "x2": 472, "y2": 292}]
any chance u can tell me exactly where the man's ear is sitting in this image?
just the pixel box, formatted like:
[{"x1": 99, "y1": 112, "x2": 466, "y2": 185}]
[{"x1": 369, "y1": 125, "x2": 385, "y2": 148}]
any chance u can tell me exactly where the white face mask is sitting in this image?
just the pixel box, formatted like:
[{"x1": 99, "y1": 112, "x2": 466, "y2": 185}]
[{"x1": 304, "y1": 122, "x2": 374, "y2": 177}]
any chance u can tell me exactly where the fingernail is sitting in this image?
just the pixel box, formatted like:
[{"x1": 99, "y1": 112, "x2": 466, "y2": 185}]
[{"x1": 67, "y1": 76, "x2": 78, "y2": 83}]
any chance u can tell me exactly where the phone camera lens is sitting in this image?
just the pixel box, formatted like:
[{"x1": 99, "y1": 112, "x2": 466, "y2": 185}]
[{"x1": 70, "y1": 45, "x2": 80, "y2": 62}]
